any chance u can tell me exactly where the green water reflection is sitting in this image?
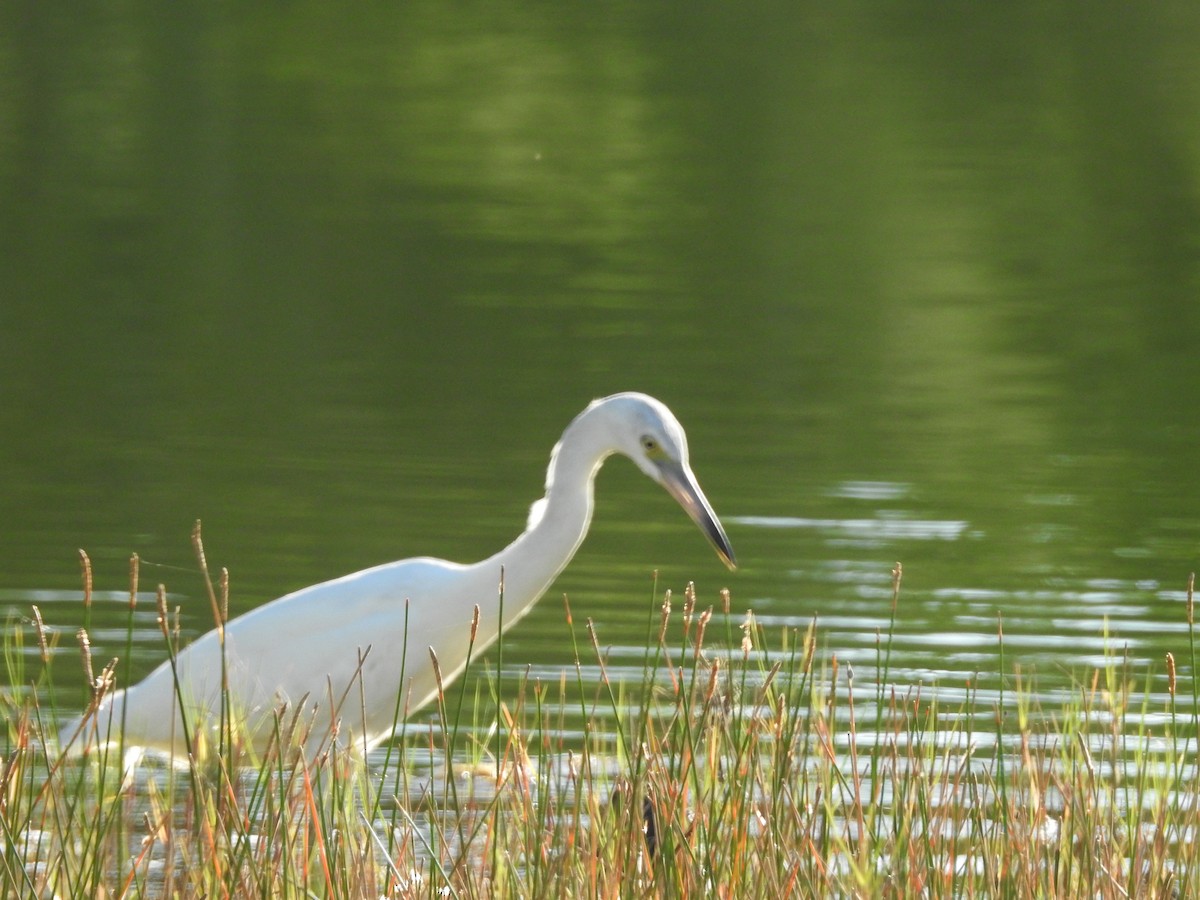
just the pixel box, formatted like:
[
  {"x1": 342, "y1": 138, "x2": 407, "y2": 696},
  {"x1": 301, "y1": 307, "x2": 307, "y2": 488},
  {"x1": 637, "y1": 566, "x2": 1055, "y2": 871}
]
[{"x1": 2, "y1": 5, "x2": 1200, "y2": 717}]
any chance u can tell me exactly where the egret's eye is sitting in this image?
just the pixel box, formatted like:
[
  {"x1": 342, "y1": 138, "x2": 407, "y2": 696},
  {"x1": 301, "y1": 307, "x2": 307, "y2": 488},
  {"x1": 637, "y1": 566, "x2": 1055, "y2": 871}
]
[{"x1": 641, "y1": 436, "x2": 660, "y2": 454}]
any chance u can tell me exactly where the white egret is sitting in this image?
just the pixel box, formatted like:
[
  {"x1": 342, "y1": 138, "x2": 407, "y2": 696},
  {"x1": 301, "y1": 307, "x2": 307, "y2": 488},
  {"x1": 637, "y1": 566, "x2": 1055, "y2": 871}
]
[{"x1": 65, "y1": 393, "x2": 735, "y2": 756}]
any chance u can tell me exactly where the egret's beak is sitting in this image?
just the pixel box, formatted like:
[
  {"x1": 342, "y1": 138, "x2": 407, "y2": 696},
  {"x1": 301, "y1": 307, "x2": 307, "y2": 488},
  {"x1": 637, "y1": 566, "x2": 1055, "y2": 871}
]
[{"x1": 659, "y1": 461, "x2": 737, "y2": 571}]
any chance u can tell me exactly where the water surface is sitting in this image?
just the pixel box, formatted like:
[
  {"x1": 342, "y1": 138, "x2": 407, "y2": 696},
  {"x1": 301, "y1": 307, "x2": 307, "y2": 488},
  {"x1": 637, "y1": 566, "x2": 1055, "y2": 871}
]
[{"x1": 2, "y1": 4, "x2": 1200, "y2": 744}]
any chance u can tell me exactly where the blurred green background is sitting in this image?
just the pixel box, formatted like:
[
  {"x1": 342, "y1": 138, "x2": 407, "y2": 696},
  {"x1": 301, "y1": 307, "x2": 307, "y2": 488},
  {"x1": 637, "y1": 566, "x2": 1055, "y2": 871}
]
[{"x1": 2, "y1": 3, "x2": 1199, "y2": 704}]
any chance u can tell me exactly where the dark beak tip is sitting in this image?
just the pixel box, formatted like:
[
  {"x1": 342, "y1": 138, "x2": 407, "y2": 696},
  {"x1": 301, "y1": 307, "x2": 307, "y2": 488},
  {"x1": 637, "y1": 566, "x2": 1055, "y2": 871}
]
[{"x1": 715, "y1": 541, "x2": 737, "y2": 571}]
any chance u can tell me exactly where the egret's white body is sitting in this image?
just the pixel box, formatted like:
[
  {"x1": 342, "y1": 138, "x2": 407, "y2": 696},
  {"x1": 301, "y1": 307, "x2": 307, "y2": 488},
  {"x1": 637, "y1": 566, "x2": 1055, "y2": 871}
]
[{"x1": 66, "y1": 393, "x2": 735, "y2": 757}]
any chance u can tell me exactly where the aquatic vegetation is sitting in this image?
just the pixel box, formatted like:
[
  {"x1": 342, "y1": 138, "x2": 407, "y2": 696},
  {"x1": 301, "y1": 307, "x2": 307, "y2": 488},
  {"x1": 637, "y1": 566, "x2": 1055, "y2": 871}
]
[{"x1": 2, "y1": 552, "x2": 1198, "y2": 898}]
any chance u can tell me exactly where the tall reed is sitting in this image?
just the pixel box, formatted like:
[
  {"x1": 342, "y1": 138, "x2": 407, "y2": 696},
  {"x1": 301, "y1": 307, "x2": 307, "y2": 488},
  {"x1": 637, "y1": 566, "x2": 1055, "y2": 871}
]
[{"x1": 1, "y1": 553, "x2": 1198, "y2": 898}]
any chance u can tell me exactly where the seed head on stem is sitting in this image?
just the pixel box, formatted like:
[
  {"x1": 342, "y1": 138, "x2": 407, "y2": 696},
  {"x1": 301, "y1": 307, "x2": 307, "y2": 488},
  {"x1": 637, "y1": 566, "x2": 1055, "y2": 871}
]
[
  {"x1": 129, "y1": 553, "x2": 139, "y2": 610},
  {"x1": 92, "y1": 657, "x2": 119, "y2": 707},
  {"x1": 155, "y1": 584, "x2": 170, "y2": 640},
  {"x1": 705, "y1": 656, "x2": 721, "y2": 706},
  {"x1": 740, "y1": 611, "x2": 754, "y2": 657},
  {"x1": 658, "y1": 589, "x2": 672, "y2": 644},
  {"x1": 695, "y1": 607, "x2": 712, "y2": 659},
  {"x1": 78, "y1": 628, "x2": 94, "y2": 689},
  {"x1": 32, "y1": 605, "x2": 49, "y2": 665},
  {"x1": 79, "y1": 550, "x2": 92, "y2": 610},
  {"x1": 803, "y1": 623, "x2": 816, "y2": 675},
  {"x1": 683, "y1": 582, "x2": 696, "y2": 633}
]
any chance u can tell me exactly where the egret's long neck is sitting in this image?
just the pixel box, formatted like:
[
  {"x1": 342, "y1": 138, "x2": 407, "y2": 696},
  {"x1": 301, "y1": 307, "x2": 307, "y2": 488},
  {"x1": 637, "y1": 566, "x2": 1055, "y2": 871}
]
[{"x1": 473, "y1": 407, "x2": 615, "y2": 627}]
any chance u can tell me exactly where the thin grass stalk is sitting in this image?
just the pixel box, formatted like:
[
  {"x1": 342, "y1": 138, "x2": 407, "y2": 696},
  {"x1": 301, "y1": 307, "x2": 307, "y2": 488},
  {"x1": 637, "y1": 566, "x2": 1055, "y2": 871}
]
[
  {"x1": 150, "y1": 584, "x2": 199, "y2": 795},
  {"x1": 490, "y1": 565, "x2": 505, "y2": 890},
  {"x1": 634, "y1": 583, "x2": 671, "y2": 779},
  {"x1": 425, "y1": 645, "x2": 476, "y2": 894},
  {"x1": 1185, "y1": 572, "x2": 1198, "y2": 745},
  {"x1": 586, "y1": 618, "x2": 629, "y2": 765},
  {"x1": 872, "y1": 562, "x2": 901, "y2": 782},
  {"x1": 561, "y1": 593, "x2": 595, "y2": 760},
  {"x1": 450, "y1": 604, "x2": 482, "y2": 761},
  {"x1": 377, "y1": 596, "x2": 412, "y2": 832},
  {"x1": 117, "y1": 554, "x2": 138, "y2": 783},
  {"x1": 993, "y1": 611, "x2": 1009, "y2": 835},
  {"x1": 77, "y1": 548, "x2": 92, "y2": 645},
  {"x1": 191, "y1": 521, "x2": 232, "y2": 771},
  {"x1": 15, "y1": 555, "x2": 1200, "y2": 896}
]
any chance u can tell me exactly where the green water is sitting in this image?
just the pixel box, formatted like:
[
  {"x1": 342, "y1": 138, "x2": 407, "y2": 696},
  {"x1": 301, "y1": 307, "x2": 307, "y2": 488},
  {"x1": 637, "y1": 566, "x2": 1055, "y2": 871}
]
[{"x1": 3, "y1": 4, "x2": 1200, "y2": 727}]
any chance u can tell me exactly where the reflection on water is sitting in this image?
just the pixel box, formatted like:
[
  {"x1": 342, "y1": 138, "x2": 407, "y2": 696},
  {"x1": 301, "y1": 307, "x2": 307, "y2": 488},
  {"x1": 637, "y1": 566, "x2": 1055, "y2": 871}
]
[
  {"x1": 4, "y1": 4, "x2": 1199, "y2": 696},
  {"x1": 30, "y1": 575, "x2": 1194, "y2": 888},
  {"x1": 8, "y1": 475, "x2": 1193, "y2": 746},
  {"x1": 9, "y1": 487, "x2": 1195, "y2": 889},
  {"x1": 4, "y1": 4, "x2": 1200, "y2": 885},
  {"x1": 732, "y1": 513, "x2": 972, "y2": 543}
]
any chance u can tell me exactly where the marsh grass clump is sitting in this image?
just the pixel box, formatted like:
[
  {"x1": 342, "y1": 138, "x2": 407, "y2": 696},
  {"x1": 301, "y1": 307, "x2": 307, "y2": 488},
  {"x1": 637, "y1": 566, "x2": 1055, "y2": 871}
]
[{"x1": 2, "y1": 552, "x2": 1200, "y2": 898}]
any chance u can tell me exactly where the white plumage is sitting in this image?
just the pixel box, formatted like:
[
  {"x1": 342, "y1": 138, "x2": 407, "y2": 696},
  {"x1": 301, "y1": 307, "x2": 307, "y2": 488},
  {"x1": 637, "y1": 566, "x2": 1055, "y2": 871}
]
[{"x1": 64, "y1": 393, "x2": 735, "y2": 757}]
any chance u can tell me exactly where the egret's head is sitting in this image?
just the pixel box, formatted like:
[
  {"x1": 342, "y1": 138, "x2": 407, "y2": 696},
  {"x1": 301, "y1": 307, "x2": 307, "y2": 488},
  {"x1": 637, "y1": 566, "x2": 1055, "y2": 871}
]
[{"x1": 598, "y1": 393, "x2": 737, "y2": 571}]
